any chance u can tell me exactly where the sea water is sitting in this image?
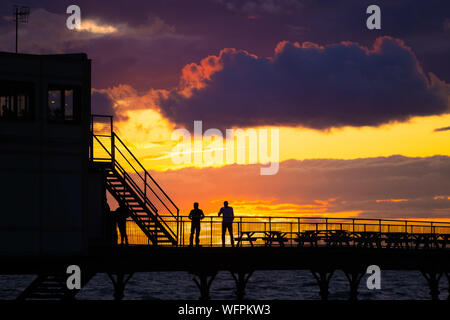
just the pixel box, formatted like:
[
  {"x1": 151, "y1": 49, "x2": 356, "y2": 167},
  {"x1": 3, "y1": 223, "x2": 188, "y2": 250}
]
[{"x1": 0, "y1": 270, "x2": 448, "y2": 300}]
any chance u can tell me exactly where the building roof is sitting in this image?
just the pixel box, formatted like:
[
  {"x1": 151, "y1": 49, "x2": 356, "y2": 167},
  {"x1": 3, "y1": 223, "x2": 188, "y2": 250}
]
[{"x1": 0, "y1": 51, "x2": 89, "y2": 61}]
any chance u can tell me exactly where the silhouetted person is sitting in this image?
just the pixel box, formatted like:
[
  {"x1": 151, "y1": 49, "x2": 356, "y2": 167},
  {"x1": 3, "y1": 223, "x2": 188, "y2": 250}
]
[
  {"x1": 103, "y1": 196, "x2": 117, "y2": 246},
  {"x1": 116, "y1": 204, "x2": 129, "y2": 246},
  {"x1": 188, "y1": 202, "x2": 205, "y2": 247},
  {"x1": 218, "y1": 201, "x2": 234, "y2": 247}
]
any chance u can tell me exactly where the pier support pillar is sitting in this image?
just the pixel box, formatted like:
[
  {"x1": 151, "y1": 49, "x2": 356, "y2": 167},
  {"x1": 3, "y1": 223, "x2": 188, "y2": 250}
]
[
  {"x1": 191, "y1": 270, "x2": 217, "y2": 300},
  {"x1": 107, "y1": 272, "x2": 133, "y2": 301},
  {"x1": 311, "y1": 270, "x2": 334, "y2": 301},
  {"x1": 343, "y1": 269, "x2": 364, "y2": 301},
  {"x1": 421, "y1": 270, "x2": 442, "y2": 301},
  {"x1": 230, "y1": 270, "x2": 253, "y2": 300}
]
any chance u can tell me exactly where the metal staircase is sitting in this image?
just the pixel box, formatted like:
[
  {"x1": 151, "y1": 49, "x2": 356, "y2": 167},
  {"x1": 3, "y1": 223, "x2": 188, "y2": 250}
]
[{"x1": 90, "y1": 115, "x2": 179, "y2": 246}]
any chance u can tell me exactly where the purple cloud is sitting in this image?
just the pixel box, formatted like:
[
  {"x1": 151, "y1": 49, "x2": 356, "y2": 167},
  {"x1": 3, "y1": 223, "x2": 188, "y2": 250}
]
[
  {"x1": 160, "y1": 37, "x2": 449, "y2": 130},
  {"x1": 91, "y1": 90, "x2": 114, "y2": 116}
]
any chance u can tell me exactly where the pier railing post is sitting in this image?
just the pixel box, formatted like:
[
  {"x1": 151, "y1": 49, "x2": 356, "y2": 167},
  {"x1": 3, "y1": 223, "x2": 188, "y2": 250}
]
[
  {"x1": 210, "y1": 217, "x2": 213, "y2": 247},
  {"x1": 90, "y1": 116, "x2": 94, "y2": 161},
  {"x1": 239, "y1": 217, "x2": 242, "y2": 238},
  {"x1": 179, "y1": 218, "x2": 183, "y2": 246},
  {"x1": 177, "y1": 209, "x2": 180, "y2": 246},
  {"x1": 290, "y1": 222, "x2": 293, "y2": 245},
  {"x1": 110, "y1": 116, "x2": 115, "y2": 164}
]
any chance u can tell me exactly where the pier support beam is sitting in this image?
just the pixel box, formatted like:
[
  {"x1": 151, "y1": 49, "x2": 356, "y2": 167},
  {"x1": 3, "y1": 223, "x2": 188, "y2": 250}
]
[
  {"x1": 107, "y1": 272, "x2": 133, "y2": 301},
  {"x1": 343, "y1": 269, "x2": 364, "y2": 301},
  {"x1": 421, "y1": 270, "x2": 442, "y2": 301},
  {"x1": 311, "y1": 269, "x2": 334, "y2": 301},
  {"x1": 191, "y1": 270, "x2": 217, "y2": 300},
  {"x1": 230, "y1": 270, "x2": 253, "y2": 300}
]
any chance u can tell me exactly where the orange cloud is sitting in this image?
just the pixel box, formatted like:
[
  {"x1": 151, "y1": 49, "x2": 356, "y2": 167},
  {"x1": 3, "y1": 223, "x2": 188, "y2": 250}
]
[{"x1": 376, "y1": 199, "x2": 409, "y2": 203}]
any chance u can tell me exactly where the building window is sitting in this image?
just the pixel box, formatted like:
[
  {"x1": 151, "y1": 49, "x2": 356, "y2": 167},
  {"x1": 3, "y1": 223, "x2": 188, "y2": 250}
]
[
  {"x1": 0, "y1": 81, "x2": 34, "y2": 120},
  {"x1": 48, "y1": 87, "x2": 79, "y2": 121}
]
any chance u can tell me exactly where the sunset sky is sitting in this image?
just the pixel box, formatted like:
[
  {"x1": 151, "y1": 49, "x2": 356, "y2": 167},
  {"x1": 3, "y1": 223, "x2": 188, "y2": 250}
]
[{"x1": 1, "y1": 0, "x2": 449, "y2": 219}]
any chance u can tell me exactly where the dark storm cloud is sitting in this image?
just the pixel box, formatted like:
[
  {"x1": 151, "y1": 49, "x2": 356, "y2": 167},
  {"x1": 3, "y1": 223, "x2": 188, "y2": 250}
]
[
  {"x1": 91, "y1": 91, "x2": 114, "y2": 116},
  {"x1": 213, "y1": 0, "x2": 303, "y2": 16},
  {"x1": 160, "y1": 37, "x2": 449, "y2": 130},
  {"x1": 91, "y1": 90, "x2": 132, "y2": 121},
  {"x1": 1, "y1": 0, "x2": 449, "y2": 91},
  {"x1": 0, "y1": 3, "x2": 199, "y2": 90}
]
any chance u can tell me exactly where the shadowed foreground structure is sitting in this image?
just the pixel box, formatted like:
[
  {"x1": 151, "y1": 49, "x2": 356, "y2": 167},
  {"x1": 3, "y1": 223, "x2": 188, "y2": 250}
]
[
  {"x1": 1, "y1": 245, "x2": 449, "y2": 301},
  {"x1": 1, "y1": 52, "x2": 449, "y2": 302}
]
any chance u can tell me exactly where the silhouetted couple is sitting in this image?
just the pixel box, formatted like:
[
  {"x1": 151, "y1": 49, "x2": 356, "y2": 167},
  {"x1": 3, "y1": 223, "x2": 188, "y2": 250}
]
[{"x1": 188, "y1": 201, "x2": 234, "y2": 247}]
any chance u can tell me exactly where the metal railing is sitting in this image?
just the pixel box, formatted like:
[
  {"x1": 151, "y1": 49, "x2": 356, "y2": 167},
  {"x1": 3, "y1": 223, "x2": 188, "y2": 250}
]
[
  {"x1": 88, "y1": 115, "x2": 450, "y2": 249},
  {"x1": 90, "y1": 114, "x2": 180, "y2": 243},
  {"x1": 123, "y1": 216, "x2": 450, "y2": 248}
]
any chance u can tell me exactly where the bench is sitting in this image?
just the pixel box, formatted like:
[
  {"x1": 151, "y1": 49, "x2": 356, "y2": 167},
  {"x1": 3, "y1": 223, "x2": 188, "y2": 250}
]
[
  {"x1": 236, "y1": 231, "x2": 289, "y2": 247},
  {"x1": 295, "y1": 231, "x2": 321, "y2": 247}
]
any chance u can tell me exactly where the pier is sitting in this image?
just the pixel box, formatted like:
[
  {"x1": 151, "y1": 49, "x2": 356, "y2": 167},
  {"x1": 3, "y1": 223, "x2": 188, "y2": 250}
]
[
  {"x1": 1, "y1": 57, "x2": 449, "y2": 302},
  {"x1": 2, "y1": 242, "x2": 450, "y2": 301},
  {"x1": 1, "y1": 112, "x2": 449, "y2": 301}
]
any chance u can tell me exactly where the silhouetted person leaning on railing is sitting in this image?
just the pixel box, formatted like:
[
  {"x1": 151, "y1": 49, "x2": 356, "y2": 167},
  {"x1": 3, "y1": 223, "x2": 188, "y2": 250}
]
[
  {"x1": 219, "y1": 201, "x2": 234, "y2": 247},
  {"x1": 116, "y1": 204, "x2": 129, "y2": 246},
  {"x1": 189, "y1": 202, "x2": 205, "y2": 247}
]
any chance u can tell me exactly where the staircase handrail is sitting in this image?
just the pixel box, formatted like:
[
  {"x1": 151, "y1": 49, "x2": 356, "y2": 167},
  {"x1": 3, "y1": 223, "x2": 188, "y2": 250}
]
[
  {"x1": 91, "y1": 133, "x2": 178, "y2": 242},
  {"x1": 113, "y1": 158, "x2": 178, "y2": 241},
  {"x1": 113, "y1": 133, "x2": 179, "y2": 217}
]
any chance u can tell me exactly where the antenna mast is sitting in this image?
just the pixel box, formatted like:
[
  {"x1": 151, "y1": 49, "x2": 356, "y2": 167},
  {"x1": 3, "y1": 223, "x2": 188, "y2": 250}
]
[{"x1": 13, "y1": 5, "x2": 30, "y2": 53}]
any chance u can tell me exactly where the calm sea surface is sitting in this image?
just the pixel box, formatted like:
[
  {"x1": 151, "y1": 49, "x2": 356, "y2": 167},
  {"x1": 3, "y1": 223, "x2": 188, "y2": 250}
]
[{"x1": 0, "y1": 271, "x2": 448, "y2": 300}]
